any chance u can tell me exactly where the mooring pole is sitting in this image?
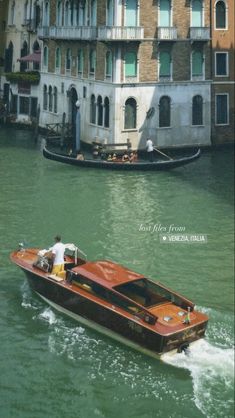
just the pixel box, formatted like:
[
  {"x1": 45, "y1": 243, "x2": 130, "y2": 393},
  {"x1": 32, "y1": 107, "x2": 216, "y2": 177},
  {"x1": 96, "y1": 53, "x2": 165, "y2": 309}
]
[
  {"x1": 34, "y1": 104, "x2": 40, "y2": 142},
  {"x1": 75, "y1": 100, "x2": 81, "y2": 153},
  {"x1": 60, "y1": 112, "x2": 66, "y2": 149}
]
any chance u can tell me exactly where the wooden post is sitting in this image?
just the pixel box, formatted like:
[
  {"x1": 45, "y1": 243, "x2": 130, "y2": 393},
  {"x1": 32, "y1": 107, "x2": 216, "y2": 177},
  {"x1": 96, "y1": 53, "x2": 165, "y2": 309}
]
[
  {"x1": 33, "y1": 104, "x2": 40, "y2": 141},
  {"x1": 60, "y1": 112, "x2": 66, "y2": 148}
]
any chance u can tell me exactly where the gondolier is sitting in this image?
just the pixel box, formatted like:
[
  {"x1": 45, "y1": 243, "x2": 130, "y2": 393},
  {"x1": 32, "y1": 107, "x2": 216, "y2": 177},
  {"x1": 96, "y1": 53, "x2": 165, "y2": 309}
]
[{"x1": 146, "y1": 138, "x2": 154, "y2": 162}]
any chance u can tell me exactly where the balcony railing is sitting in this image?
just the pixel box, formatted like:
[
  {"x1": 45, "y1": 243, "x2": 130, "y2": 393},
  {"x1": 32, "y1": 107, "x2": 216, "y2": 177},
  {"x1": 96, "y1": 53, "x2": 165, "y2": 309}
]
[
  {"x1": 97, "y1": 26, "x2": 144, "y2": 41},
  {"x1": 158, "y1": 27, "x2": 177, "y2": 40},
  {"x1": 190, "y1": 27, "x2": 210, "y2": 40},
  {"x1": 38, "y1": 26, "x2": 97, "y2": 40},
  {"x1": 38, "y1": 25, "x2": 144, "y2": 41},
  {"x1": 22, "y1": 18, "x2": 37, "y2": 32}
]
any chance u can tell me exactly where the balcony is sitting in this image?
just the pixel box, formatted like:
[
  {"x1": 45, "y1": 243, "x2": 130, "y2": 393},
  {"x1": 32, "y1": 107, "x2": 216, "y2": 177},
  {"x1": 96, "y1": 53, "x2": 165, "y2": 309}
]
[
  {"x1": 38, "y1": 26, "x2": 97, "y2": 40},
  {"x1": 5, "y1": 71, "x2": 40, "y2": 85},
  {"x1": 158, "y1": 27, "x2": 177, "y2": 41},
  {"x1": 190, "y1": 27, "x2": 210, "y2": 41},
  {"x1": 97, "y1": 26, "x2": 144, "y2": 41},
  {"x1": 23, "y1": 18, "x2": 37, "y2": 32}
]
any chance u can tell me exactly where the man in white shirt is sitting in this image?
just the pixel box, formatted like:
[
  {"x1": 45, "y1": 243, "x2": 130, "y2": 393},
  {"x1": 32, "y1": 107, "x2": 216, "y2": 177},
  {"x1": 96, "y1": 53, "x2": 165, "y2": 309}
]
[
  {"x1": 146, "y1": 138, "x2": 154, "y2": 162},
  {"x1": 51, "y1": 235, "x2": 65, "y2": 275}
]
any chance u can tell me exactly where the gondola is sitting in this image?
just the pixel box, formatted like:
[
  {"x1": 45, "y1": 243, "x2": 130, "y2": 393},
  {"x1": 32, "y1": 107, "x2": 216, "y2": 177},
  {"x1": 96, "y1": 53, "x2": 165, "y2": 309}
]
[{"x1": 43, "y1": 146, "x2": 201, "y2": 171}]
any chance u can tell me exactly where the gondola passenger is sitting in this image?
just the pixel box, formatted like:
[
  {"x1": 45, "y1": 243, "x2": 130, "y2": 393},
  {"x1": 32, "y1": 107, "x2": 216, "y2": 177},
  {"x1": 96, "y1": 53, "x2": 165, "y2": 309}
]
[{"x1": 122, "y1": 152, "x2": 130, "y2": 162}]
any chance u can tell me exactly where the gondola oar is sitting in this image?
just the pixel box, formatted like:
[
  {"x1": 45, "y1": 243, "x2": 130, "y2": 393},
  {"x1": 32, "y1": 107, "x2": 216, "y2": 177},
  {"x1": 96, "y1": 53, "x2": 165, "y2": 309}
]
[{"x1": 153, "y1": 147, "x2": 173, "y2": 160}]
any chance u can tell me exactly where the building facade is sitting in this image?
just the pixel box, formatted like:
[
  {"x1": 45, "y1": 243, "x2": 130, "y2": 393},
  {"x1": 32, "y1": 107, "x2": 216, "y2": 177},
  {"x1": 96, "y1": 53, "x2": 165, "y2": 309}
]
[
  {"x1": 0, "y1": 0, "x2": 8, "y2": 98},
  {"x1": 211, "y1": 0, "x2": 234, "y2": 144},
  {"x1": 2, "y1": 0, "x2": 42, "y2": 121},
  {"x1": 38, "y1": 0, "x2": 212, "y2": 149},
  {"x1": 1, "y1": 0, "x2": 234, "y2": 148}
]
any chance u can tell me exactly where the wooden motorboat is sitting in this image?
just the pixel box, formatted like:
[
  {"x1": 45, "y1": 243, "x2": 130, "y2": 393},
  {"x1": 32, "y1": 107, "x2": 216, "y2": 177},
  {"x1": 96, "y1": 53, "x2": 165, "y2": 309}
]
[
  {"x1": 10, "y1": 245, "x2": 208, "y2": 358},
  {"x1": 43, "y1": 146, "x2": 201, "y2": 171}
]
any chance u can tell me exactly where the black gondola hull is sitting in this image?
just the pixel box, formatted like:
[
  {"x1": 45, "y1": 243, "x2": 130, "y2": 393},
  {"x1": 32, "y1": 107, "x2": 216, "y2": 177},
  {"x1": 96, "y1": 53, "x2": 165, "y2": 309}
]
[{"x1": 43, "y1": 147, "x2": 201, "y2": 171}]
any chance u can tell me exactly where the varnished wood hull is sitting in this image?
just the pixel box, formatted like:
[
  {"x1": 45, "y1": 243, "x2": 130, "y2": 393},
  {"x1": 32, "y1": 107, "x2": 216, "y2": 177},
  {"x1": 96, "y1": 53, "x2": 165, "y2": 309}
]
[
  {"x1": 23, "y1": 269, "x2": 207, "y2": 357},
  {"x1": 10, "y1": 248, "x2": 208, "y2": 358}
]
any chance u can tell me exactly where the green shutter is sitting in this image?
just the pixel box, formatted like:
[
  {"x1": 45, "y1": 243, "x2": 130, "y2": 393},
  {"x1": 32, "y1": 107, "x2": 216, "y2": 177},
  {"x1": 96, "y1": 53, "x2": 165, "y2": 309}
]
[
  {"x1": 125, "y1": 52, "x2": 137, "y2": 77},
  {"x1": 160, "y1": 0, "x2": 170, "y2": 27},
  {"x1": 192, "y1": 0, "x2": 202, "y2": 27},
  {"x1": 192, "y1": 51, "x2": 203, "y2": 76},
  {"x1": 160, "y1": 52, "x2": 170, "y2": 76}
]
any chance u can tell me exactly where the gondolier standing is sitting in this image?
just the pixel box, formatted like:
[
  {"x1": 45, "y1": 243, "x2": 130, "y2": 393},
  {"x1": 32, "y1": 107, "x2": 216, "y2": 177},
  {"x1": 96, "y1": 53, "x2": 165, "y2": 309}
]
[{"x1": 146, "y1": 138, "x2": 154, "y2": 162}]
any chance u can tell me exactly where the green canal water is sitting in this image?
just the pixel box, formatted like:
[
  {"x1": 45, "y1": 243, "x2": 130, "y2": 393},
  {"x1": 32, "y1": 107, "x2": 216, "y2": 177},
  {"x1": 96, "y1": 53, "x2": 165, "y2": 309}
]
[{"x1": 0, "y1": 127, "x2": 234, "y2": 418}]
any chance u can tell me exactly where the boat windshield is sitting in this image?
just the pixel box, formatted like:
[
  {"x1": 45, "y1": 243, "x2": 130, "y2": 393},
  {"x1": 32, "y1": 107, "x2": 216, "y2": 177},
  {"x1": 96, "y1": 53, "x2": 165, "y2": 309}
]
[{"x1": 115, "y1": 278, "x2": 177, "y2": 308}]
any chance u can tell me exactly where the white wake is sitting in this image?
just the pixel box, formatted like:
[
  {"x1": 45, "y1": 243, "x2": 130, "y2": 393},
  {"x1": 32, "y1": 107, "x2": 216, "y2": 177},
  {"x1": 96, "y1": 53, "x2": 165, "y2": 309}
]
[{"x1": 162, "y1": 339, "x2": 234, "y2": 418}]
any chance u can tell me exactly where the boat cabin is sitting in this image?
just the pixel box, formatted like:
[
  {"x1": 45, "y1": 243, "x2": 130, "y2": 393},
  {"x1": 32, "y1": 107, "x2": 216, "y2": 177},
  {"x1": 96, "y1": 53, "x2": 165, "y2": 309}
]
[{"x1": 66, "y1": 260, "x2": 194, "y2": 326}]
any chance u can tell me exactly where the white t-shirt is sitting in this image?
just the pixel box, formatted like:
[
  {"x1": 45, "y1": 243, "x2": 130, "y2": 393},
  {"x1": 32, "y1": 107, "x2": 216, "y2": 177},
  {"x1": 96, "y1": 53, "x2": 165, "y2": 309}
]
[
  {"x1": 146, "y1": 139, "x2": 154, "y2": 152},
  {"x1": 52, "y1": 242, "x2": 65, "y2": 265}
]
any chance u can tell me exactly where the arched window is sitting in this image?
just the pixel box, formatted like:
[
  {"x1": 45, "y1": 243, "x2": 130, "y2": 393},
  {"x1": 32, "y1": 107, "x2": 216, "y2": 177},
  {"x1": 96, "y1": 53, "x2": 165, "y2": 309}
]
[
  {"x1": 70, "y1": 0, "x2": 74, "y2": 26},
  {"x1": 192, "y1": 95, "x2": 203, "y2": 125},
  {"x1": 20, "y1": 41, "x2": 28, "y2": 72},
  {"x1": 64, "y1": 1, "x2": 69, "y2": 26},
  {"x1": 43, "y1": 46, "x2": 48, "y2": 68},
  {"x1": 90, "y1": 94, "x2": 96, "y2": 124},
  {"x1": 125, "y1": 0, "x2": 137, "y2": 26},
  {"x1": 43, "y1": 85, "x2": 48, "y2": 110},
  {"x1": 192, "y1": 0, "x2": 202, "y2": 27},
  {"x1": 4, "y1": 41, "x2": 13, "y2": 72},
  {"x1": 124, "y1": 51, "x2": 137, "y2": 78},
  {"x1": 97, "y1": 96, "x2": 103, "y2": 126},
  {"x1": 105, "y1": 51, "x2": 112, "y2": 78},
  {"x1": 66, "y1": 48, "x2": 71, "y2": 71},
  {"x1": 124, "y1": 98, "x2": 137, "y2": 129},
  {"x1": 104, "y1": 97, "x2": 110, "y2": 128},
  {"x1": 48, "y1": 85, "x2": 53, "y2": 112},
  {"x1": 33, "y1": 40, "x2": 40, "y2": 52},
  {"x1": 215, "y1": 1, "x2": 226, "y2": 29},
  {"x1": 78, "y1": 0, "x2": 86, "y2": 25},
  {"x1": 159, "y1": 96, "x2": 171, "y2": 127},
  {"x1": 55, "y1": 47, "x2": 61, "y2": 71},
  {"x1": 77, "y1": 49, "x2": 83, "y2": 75},
  {"x1": 107, "y1": 0, "x2": 114, "y2": 25},
  {"x1": 43, "y1": 1, "x2": 50, "y2": 26},
  {"x1": 89, "y1": 49, "x2": 96, "y2": 75},
  {"x1": 10, "y1": 1, "x2": 15, "y2": 25},
  {"x1": 159, "y1": 0, "x2": 171, "y2": 27},
  {"x1": 90, "y1": 0, "x2": 97, "y2": 25},
  {"x1": 24, "y1": 1, "x2": 28, "y2": 24},
  {"x1": 192, "y1": 50, "x2": 203, "y2": 77},
  {"x1": 53, "y1": 87, "x2": 58, "y2": 113},
  {"x1": 34, "y1": 2, "x2": 41, "y2": 28},
  {"x1": 159, "y1": 51, "x2": 171, "y2": 78},
  {"x1": 33, "y1": 41, "x2": 40, "y2": 70},
  {"x1": 73, "y1": 1, "x2": 78, "y2": 26},
  {"x1": 57, "y1": 1, "x2": 62, "y2": 25}
]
